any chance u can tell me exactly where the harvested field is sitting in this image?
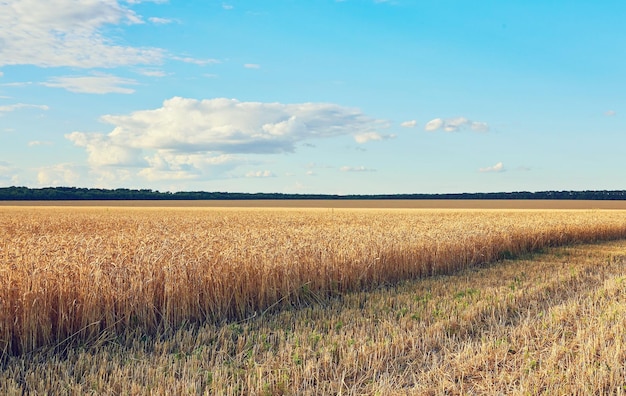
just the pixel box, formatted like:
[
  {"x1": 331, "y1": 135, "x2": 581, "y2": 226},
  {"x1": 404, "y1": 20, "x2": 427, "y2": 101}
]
[{"x1": 2, "y1": 206, "x2": 626, "y2": 357}]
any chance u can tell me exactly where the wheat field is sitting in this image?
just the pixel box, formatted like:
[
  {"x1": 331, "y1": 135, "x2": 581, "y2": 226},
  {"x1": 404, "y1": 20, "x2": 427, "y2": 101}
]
[
  {"x1": 1, "y1": 227, "x2": 625, "y2": 394},
  {"x1": 2, "y1": 205, "x2": 626, "y2": 358}
]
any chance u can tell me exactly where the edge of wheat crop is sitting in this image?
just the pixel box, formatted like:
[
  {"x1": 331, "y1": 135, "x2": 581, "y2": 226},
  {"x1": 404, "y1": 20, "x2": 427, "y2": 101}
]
[{"x1": 2, "y1": 206, "x2": 626, "y2": 355}]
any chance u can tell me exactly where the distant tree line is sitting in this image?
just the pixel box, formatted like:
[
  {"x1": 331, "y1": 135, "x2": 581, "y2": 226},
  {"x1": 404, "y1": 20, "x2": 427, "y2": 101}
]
[{"x1": 0, "y1": 186, "x2": 625, "y2": 201}]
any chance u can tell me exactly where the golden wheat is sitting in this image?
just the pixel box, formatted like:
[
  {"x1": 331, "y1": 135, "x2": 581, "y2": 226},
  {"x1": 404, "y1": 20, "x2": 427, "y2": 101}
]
[
  {"x1": 1, "y1": 239, "x2": 624, "y2": 395},
  {"x1": 2, "y1": 206, "x2": 626, "y2": 356}
]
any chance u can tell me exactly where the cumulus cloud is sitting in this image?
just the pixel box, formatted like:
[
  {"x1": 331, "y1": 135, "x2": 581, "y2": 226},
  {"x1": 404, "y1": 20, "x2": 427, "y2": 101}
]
[
  {"x1": 0, "y1": 103, "x2": 49, "y2": 112},
  {"x1": 479, "y1": 162, "x2": 504, "y2": 173},
  {"x1": 42, "y1": 74, "x2": 138, "y2": 94},
  {"x1": 400, "y1": 120, "x2": 417, "y2": 128},
  {"x1": 424, "y1": 117, "x2": 489, "y2": 132},
  {"x1": 65, "y1": 131, "x2": 144, "y2": 167},
  {"x1": 340, "y1": 166, "x2": 376, "y2": 172},
  {"x1": 66, "y1": 97, "x2": 387, "y2": 181},
  {"x1": 0, "y1": 0, "x2": 164, "y2": 68},
  {"x1": 37, "y1": 163, "x2": 81, "y2": 186},
  {"x1": 137, "y1": 152, "x2": 238, "y2": 181}
]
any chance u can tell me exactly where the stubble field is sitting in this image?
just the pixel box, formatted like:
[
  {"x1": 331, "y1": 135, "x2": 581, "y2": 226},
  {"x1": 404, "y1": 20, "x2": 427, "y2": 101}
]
[{"x1": 1, "y1": 202, "x2": 626, "y2": 394}]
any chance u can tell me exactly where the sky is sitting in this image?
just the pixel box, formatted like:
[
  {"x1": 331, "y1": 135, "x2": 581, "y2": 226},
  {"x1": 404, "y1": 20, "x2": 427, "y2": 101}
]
[{"x1": 0, "y1": 0, "x2": 624, "y2": 194}]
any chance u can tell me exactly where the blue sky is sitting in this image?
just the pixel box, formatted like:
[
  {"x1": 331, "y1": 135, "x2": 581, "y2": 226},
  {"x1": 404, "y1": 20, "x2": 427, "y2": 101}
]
[{"x1": 0, "y1": 0, "x2": 624, "y2": 194}]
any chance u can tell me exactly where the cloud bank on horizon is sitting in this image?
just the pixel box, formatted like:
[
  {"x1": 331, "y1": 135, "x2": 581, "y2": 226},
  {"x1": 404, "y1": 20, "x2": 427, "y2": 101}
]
[{"x1": 0, "y1": 0, "x2": 624, "y2": 194}]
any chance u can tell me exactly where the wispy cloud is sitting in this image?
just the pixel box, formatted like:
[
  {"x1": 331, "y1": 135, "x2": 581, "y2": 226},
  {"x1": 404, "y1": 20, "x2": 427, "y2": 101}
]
[
  {"x1": 28, "y1": 140, "x2": 53, "y2": 147},
  {"x1": 222, "y1": 4, "x2": 234, "y2": 10},
  {"x1": 340, "y1": 166, "x2": 376, "y2": 172},
  {"x1": 354, "y1": 131, "x2": 395, "y2": 143},
  {"x1": 126, "y1": 0, "x2": 169, "y2": 4},
  {"x1": 0, "y1": 81, "x2": 33, "y2": 87},
  {"x1": 479, "y1": 162, "x2": 504, "y2": 173},
  {"x1": 0, "y1": 161, "x2": 20, "y2": 185},
  {"x1": 138, "y1": 69, "x2": 167, "y2": 77},
  {"x1": 0, "y1": 103, "x2": 49, "y2": 112},
  {"x1": 173, "y1": 56, "x2": 221, "y2": 66},
  {"x1": 244, "y1": 63, "x2": 261, "y2": 69},
  {"x1": 0, "y1": 0, "x2": 163, "y2": 68},
  {"x1": 0, "y1": 161, "x2": 17, "y2": 179},
  {"x1": 246, "y1": 170, "x2": 275, "y2": 178},
  {"x1": 425, "y1": 117, "x2": 489, "y2": 132},
  {"x1": 400, "y1": 120, "x2": 417, "y2": 128},
  {"x1": 148, "y1": 17, "x2": 174, "y2": 24},
  {"x1": 605, "y1": 110, "x2": 616, "y2": 116},
  {"x1": 42, "y1": 74, "x2": 138, "y2": 94}
]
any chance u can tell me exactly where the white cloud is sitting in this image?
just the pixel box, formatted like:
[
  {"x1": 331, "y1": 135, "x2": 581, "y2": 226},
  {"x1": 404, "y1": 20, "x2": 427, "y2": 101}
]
[
  {"x1": 354, "y1": 131, "x2": 396, "y2": 143},
  {"x1": 0, "y1": 0, "x2": 163, "y2": 68},
  {"x1": 244, "y1": 63, "x2": 261, "y2": 69},
  {"x1": 138, "y1": 69, "x2": 167, "y2": 77},
  {"x1": 28, "y1": 140, "x2": 53, "y2": 147},
  {"x1": 222, "y1": 4, "x2": 234, "y2": 10},
  {"x1": 37, "y1": 163, "x2": 81, "y2": 186},
  {"x1": 0, "y1": 71, "x2": 3, "y2": 77},
  {"x1": 66, "y1": 97, "x2": 386, "y2": 180},
  {"x1": 246, "y1": 170, "x2": 275, "y2": 178},
  {"x1": 0, "y1": 103, "x2": 49, "y2": 112},
  {"x1": 85, "y1": 167, "x2": 133, "y2": 188},
  {"x1": 479, "y1": 162, "x2": 504, "y2": 173},
  {"x1": 65, "y1": 131, "x2": 143, "y2": 167},
  {"x1": 0, "y1": 81, "x2": 33, "y2": 87},
  {"x1": 605, "y1": 110, "x2": 616, "y2": 116},
  {"x1": 172, "y1": 56, "x2": 220, "y2": 66},
  {"x1": 137, "y1": 151, "x2": 238, "y2": 181},
  {"x1": 424, "y1": 117, "x2": 489, "y2": 132},
  {"x1": 148, "y1": 17, "x2": 173, "y2": 24},
  {"x1": 72, "y1": 97, "x2": 385, "y2": 155},
  {"x1": 42, "y1": 74, "x2": 138, "y2": 94},
  {"x1": 424, "y1": 118, "x2": 444, "y2": 131},
  {"x1": 400, "y1": 120, "x2": 417, "y2": 128},
  {"x1": 470, "y1": 121, "x2": 489, "y2": 132},
  {"x1": 126, "y1": 0, "x2": 168, "y2": 4},
  {"x1": 340, "y1": 166, "x2": 376, "y2": 172}
]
